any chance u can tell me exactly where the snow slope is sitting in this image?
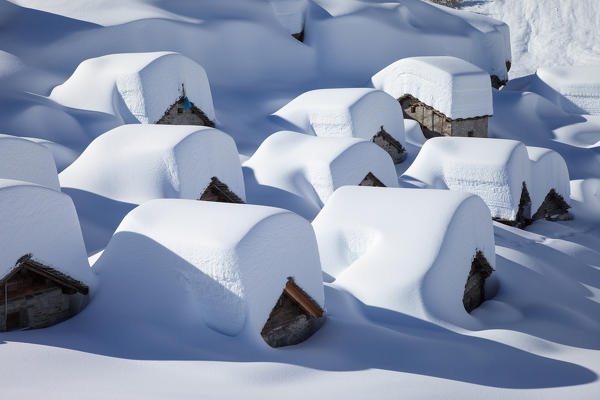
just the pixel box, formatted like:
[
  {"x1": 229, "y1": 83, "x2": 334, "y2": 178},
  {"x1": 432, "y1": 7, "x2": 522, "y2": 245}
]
[{"x1": 243, "y1": 131, "x2": 398, "y2": 220}]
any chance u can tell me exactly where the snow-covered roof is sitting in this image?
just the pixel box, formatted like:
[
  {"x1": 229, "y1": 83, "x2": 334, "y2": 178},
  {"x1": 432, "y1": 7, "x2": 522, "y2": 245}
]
[
  {"x1": 371, "y1": 56, "x2": 493, "y2": 119},
  {"x1": 312, "y1": 186, "x2": 495, "y2": 326},
  {"x1": 0, "y1": 134, "x2": 60, "y2": 191},
  {"x1": 59, "y1": 125, "x2": 244, "y2": 204},
  {"x1": 534, "y1": 67, "x2": 600, "y2": 115},
  {"x1": 50, "y1": 51, "x2": 215, "y2": 124},
  {"x1": 270, "y1": 0, "x2": 308, "y2": 35},
  {"x1": 0, "y1": 179, "x2": 95, "y2": 289},
  {"x1": 273, "y1": 88, "x2": 406, "y2": 145},
  {"x1": 401, "y1": 137, "x2": 570, "y2": 221},
  {"x1": 243, "y1": 131, "x2": 398, "y2": 220},
  {"x1": 95, "y1": 199, "x2": 324, "y2": 342}
]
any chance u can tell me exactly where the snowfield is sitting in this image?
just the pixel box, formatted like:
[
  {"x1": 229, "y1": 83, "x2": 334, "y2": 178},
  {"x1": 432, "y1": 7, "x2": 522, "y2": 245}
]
[{"x1": 0, "y1": 0, "x2": 599, "y2": 398}]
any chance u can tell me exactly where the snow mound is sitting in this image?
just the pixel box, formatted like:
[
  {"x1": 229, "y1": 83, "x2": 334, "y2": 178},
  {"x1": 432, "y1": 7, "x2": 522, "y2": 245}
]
[
  {"x1": 273, "y1": 88, "x2": 405, "y2": 144},
  {"x1": 371, "y1": 56, "x2": 493, "y2": 119},
  {"x1": 50, "y1": 51, "x2": 215, "y2": 124},
  {"x1": 270, "y1": 0, "x2": 308, "y2": 36},
  {"x1": 243, "y1": 131, "x2": 398, "y2": 220},
  {"x1": 0, "y1": 134, "x2": 60, "y2": 190},
  {"x1": 401, "y1": 137, "x2": 570, "y2": 221},
  {"x1": 95, "y1": 199, "x2": 324, "y2": 343},
  {"x1": 0, "y1": 179, "x2": 95, "y2": 289},
  {"x1": 312, "y1": 186, "x2": 495, "y2": 327},
  {"x1": 60, "y1": 125, "x2": 244, "y2": 204}
]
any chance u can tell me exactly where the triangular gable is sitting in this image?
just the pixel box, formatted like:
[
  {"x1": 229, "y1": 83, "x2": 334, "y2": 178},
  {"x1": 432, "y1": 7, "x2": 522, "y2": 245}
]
[{"x1": 199, "y1": 177, "x2": 244, "y2": 204}]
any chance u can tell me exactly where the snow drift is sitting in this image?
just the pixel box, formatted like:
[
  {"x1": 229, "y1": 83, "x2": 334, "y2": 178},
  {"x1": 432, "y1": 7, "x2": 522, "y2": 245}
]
[
  {"x1": 312, "y1": 186, "x2": 495, "y2": 327},
  {"x1": 50, "y1": 51, "x2": 215, "y2": 124},
  {"x1": 0, "y1": 179, "x2": 95, "y2": 289},
  {"x1": 270, "y1": 0, "x2": 308, "y2": 36},
  {"x1": 243, "y1": 131, "x2": 398, "y2": 220},
  {"x1": 94, "y1": 199, "x2": 325, "y2": 345},
  {"x1": 0, "y1": 134, "x2": 60, "y2": 191},
  {"x1": 371, "y1": 56, "x2": 493, "y2": 119}
]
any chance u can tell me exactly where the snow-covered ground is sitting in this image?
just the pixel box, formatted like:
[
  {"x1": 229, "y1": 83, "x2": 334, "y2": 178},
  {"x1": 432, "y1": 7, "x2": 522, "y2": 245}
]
[{"x1": 0, "y1": 0, "x2": 599, "y2": 398}]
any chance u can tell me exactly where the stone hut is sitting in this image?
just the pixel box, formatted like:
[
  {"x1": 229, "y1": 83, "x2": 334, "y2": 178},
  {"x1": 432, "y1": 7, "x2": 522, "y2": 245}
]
[
  {"x1": 50, "y1": 52, "x2": 216, "y2": 126},
  {"x1": 372, "y1": 56, "x2": 493, "y2": 139},
  {"x1": 273, "y1": 88, "x2": 407, "y2": 163},
  {"x1": 96, "y1": 199, "x2": 326, "y2": 348},
  {"x1": 462, "y1": 251, "x2": 494, "y2": 313},
  {"x1": 0, "y1": 255, "x2": 89, "y2": 331},
  {"x1": 199, "y1": 176, "x2": 245, "y2": 204}
]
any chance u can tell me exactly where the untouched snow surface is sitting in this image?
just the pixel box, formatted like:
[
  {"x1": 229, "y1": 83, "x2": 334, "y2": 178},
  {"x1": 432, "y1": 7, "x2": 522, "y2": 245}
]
[
  {"x1": 401, "y1": 137, "x2": 570, "y2": 221},
  {"x1": 50, "y1": 51, "x2": 215, "y2": 124},
  {"x1": 0, "y1": 179, "x2": 95, "y2": 289},
  {"x1": 243, "y1": 131, "x2": 398, "y2": 220},
  {"x1": 94, "y1": 199, "x2": 324, "y2": 342},
  {"x1": 372, "y1": 56, "x2": 493, "y2": 119}
]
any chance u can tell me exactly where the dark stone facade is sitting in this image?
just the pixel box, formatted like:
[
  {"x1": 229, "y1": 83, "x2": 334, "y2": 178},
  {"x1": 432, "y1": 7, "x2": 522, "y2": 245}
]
[
  {"x1": 462, "y1": 251, "x2": 494, "y2": 313},
  {"x1": 156, "y1": 95, "x2": 215, "y2": 127},
  {"x1": 532, "y1": 189, "x2": 571, "y2": 221},
  {"x1": 359, "y1": 172, "x2": 386, "y2": 187},
  {"x1": 199, "y1": 177, "x2": 244, "y2": 204},
  {"x1": 372, "y1": 126, "x2": 407, "y2": 163}
]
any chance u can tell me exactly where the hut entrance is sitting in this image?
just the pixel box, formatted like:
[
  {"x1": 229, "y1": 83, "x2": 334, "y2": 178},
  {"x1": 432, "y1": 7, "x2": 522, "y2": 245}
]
[
  {"x1": 462, "y1": 251, "x2": 494, "y2": 313},
  {"x1": 372, "y1": 126, "x2": 407, "y2": 164},
  {"x1": 532, "y1": 189, "x2": 570, "y2": 221},
  {"x1": 359, "y1": 172, "x2": 386, "y2": 187},
  {"x1": 261, "y1": 278, "x2": 324, "y2": 348},
  {"x1": 199, "y1": 177, "x2": 244, "y2": 204}
]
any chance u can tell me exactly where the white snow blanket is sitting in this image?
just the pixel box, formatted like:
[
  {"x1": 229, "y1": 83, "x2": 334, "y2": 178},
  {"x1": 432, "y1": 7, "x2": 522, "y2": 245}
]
[
  {"x1": 243, "y1": 131, "x2": 398, "y2": 220},
  {"x1": 60, "y1": 125, "x2": 245, "y2": 204},
  {"x1": 50, "y1": 51, "x2": 215, "y2": 124},
  {"x1": 95, "y1": 199, "x2": 324, "y2": 343},
  {"x1": 270, "y1": 0, "x2": 308, "y2": 35},
  {"x1": 0, "y1": 134, "x2": 60, "y2": 191},
  {"x1": 401, "y1": 137, "x2": 570, "y2": 221},
  {"x1": 312, "y1": 186, "x2": 495, "y2": 327},
  {"x1": 273, "y1": 88, "x2": 406, "y2": 145},
  {"x1": 371, "y1": 56, "x2": 493, "y2": 119},
  {"x1": 0, "y1": 179, "x2": 95, "y2": 288}
]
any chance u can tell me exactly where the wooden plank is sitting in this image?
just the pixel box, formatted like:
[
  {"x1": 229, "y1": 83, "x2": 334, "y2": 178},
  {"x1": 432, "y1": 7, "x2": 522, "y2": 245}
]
[{"x1": 284, "y1": 280, "x2": 323, "y2": 318}]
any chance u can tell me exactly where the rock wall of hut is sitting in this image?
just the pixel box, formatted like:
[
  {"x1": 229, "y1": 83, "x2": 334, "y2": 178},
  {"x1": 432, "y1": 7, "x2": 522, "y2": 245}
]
[{"x1": 0, "y1": 287, "x2": 71, "y2": 331}]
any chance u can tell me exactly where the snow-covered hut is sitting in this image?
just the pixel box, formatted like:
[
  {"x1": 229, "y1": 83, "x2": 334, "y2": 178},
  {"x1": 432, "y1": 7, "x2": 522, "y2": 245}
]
[
  {"x1": 0, "y1": 134, "x2": 60, "y2": 191},
  {"x1": 0, "y1": 179, "x2": 95, "y2": 331},
  {"x1": 270, "y1": 0, "x2": 308, "y2": 41},
  {"x1": 60, "y1": 125, "x2": 245, "y2": 205},
  {"x1": 243, "y1": 131, "x2": 398, "y2": 220},
  {"x1": 312, "y1": 186, "x2": 495, "y2": 323},
  {"x1": 273, "y1": 88, "x2": 407, "y2": 163},
  {"x1": 50, "y1": 52, "x2": 215, "y2": 126},
  {"x1": 401, "y1": 137, "x2": 570, "y2": 227},
  {"x1": 372, "y1": 56, "x2": 493, "y2": 138},
  {"x1": 95, "y1": 199, "x2": 325, "y2": 347}
]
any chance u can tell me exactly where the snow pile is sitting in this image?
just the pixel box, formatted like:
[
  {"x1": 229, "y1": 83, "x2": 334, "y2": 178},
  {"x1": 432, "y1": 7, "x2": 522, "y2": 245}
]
[
  {"x1": 243, "y1": 131, "x2": 397, "y2": 220},
  {"x1": 50, "y1": 52, "x2": 215, "y2": 124},
  {"x1": 0, "y1": 134, "x2": 60, "y2": 191},
  {"x1": 60, "y1": 125, "x2": 244, "y2": 204},
  {"x1": 270, "y1": 0, "x2": 308, "y2": 35},
  {"x1": 94, "y1": 199, "x2": 324, "y2": 343},
  {"x1": 0, "y1": 179, "x2": 95, "y2": 288},
  {"x1": 506, "y1": 67, "x2": 600, "y2": 115},
  {"x1": 401, "y1": 137, "x2": 570, "y2": 221},
  {"x1": 371, "y1": 56, "x2": 493, "y2": 119},
  {"x1": 312, "y1": 186, "x2": 495, "y2": 327},
  {"x1": 273, "y1": 88, "x2": 405, "y2": 144},
  {"x1": 461, "y1": 0, "x2": 600, "y2": 78}
]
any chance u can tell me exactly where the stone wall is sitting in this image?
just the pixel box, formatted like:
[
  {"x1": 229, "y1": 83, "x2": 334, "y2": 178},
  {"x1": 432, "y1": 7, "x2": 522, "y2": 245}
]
[
  {"x1": 156, "y1": 96, "x2": 214, "y2": 126},
  {"x1": 0, "y1": 287, "x2": 71, "y2": 331}
]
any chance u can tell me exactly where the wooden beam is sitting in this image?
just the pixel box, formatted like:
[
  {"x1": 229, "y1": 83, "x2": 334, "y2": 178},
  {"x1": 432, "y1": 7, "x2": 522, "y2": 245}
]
[
  {"x1": 284, "y1": 280, "x2": 323, "y2": 319},
  {"x1": 22, "y1": 265, "x2": 86, "y2": 295}
]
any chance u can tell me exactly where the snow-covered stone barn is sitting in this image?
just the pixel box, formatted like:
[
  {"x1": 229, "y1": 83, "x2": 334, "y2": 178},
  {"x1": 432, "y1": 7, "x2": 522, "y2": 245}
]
[
  {"x1": 372, "y1": 56, "x2": 493, "y2": 139},
  {"x1": 95, "y1": 199, "x2": 326, "y2": 348},
  {"x1": 50, "y1": 52, "x2": 216, "y2": 126},
  {"x1": 0, "y1": 179, "x2": 95, "y2": 331},
  {"x1": 273, "y1": 88, "x2": 407, "y2": 163},
  {"x1": 243, "y1": 131, "x2": 398, "y2": 220}
]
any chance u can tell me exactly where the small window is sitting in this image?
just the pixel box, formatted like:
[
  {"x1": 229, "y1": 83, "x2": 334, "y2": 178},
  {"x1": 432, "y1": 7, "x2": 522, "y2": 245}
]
[
  {"x1": 467, "y1": 130, "x2": 474, "y2": 137},
  {"x1": 177, "y1": 108, "x2": 184, "y2": 114},
  {"x1": 410, "y1": 105, "x2": 416, "y2": 113}
]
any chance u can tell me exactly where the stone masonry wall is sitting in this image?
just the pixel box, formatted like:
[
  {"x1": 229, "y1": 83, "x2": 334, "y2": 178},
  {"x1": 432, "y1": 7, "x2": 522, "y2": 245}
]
[{"x1": 0, "y1": 287, "x2": 71, "y2": 331}]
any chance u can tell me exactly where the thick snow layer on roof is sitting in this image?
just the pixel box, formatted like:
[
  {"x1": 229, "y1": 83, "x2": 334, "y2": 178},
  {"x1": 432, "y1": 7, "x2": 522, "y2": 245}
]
[
  {"x1": 0, "y1": 134, "x2": 60, "y2": 190},
  {"x1": 0, "y1": 179, "x2": 95, "y2": 288},
  {"x1": 402, "y1": 137, "x2": 570, "y2": 221},
  {"x1": 60, "y1": 125, "x2": 244, "y2": 204},
  {"x1": 243, "y1": 131, "x2": 398, "y2": 220},
  {"x1": 371, "y1": 56, "x2": 493, "y2": 119},
  {"x1": 50, "y1": 52, "x2": 215, "y2": 124},
  {"x1": 273, "y1": 88, "x2": 405, "y2": 145},
  {"x1": 270, "y1": 0, "x2": 308, "y2": 35},
  {"x1": 313, "y1": 186, "x2": 494, "y2": 327},
  {"x1": 95, "y1": 199, "x2": 324, "y2": 342}
]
